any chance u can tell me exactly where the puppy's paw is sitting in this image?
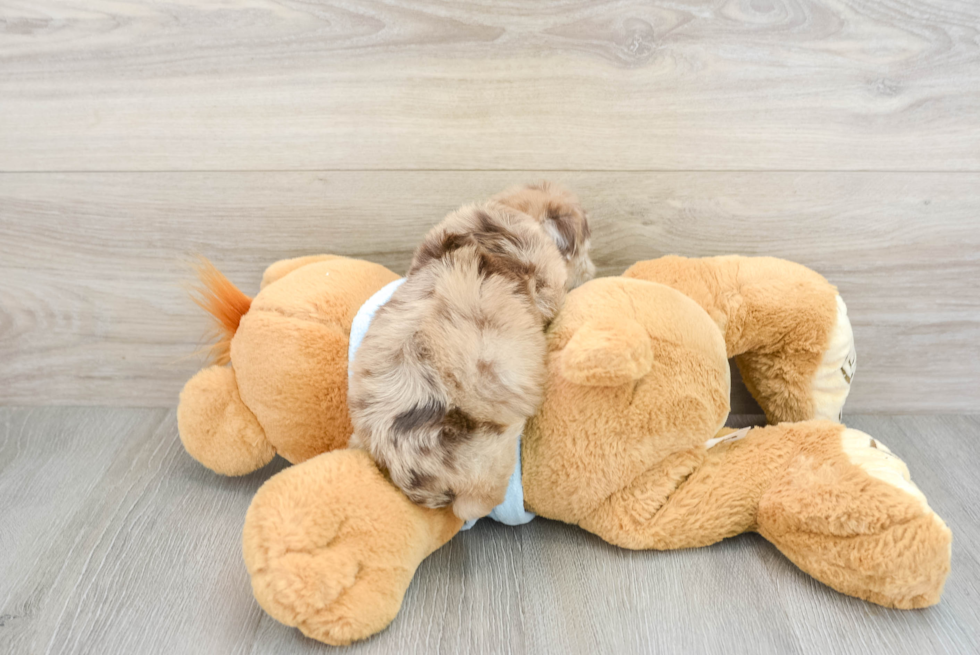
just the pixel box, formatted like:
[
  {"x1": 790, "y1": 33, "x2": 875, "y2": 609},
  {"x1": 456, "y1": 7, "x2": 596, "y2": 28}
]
[{"x1": 452, "y1": 488, "x2": 508, "y2": 521}]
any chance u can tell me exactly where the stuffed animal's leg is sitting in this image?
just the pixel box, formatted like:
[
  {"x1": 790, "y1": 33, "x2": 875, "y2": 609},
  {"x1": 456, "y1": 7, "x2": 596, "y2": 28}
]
[
  {"x1": 758, "y1": 425, "x2": 951, "y2": 609},
  {"x1": 624, "y1": 256, "x2": 856, "y2": 423},
  {"x1": 577, "y1": 421, "x2": 950, "y2": 608},
  {"x1": 243, "y1": 449, "x2": 463, "y2": 646},
  {"x1": 577, "y1": 422, "x2": 815, "y2": 550},
  {"x1": 177, "y1": 365, "x2": 275, "y2": 475}
]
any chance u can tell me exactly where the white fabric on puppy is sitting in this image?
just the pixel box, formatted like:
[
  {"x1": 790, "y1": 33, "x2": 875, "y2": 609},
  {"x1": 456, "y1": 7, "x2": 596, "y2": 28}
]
[{"x1": 348, "y1": 278, "x2": 406, "y2": 379}]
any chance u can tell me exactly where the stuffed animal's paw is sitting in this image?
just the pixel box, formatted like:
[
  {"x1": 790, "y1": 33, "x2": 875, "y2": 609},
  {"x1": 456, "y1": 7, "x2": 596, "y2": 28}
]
[
  {"x1": 242, "y1": 449, "x2": 461, "y2": 645},
  {"x1": 809, "y1": 296, "x2": 857, "y2": 421},
  {"x1": 759, "y1": 427, "x2": 951, "y2": 609}
]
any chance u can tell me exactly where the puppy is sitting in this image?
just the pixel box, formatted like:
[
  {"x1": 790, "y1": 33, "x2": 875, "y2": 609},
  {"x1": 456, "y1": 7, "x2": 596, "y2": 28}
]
[{"x1": 348, "y1": 182, "x2": 594, "y2": 520}]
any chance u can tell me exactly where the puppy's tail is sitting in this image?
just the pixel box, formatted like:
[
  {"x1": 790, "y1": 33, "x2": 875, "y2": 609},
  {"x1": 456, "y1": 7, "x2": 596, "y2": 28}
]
[{"x1": 189, "y1": 258, "x2": 252, "y2": 366}]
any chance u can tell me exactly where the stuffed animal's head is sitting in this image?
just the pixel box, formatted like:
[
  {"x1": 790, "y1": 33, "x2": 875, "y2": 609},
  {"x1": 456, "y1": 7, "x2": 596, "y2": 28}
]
[{"x1": 522, "y1": 276, "x2": 731, "y2": 521}]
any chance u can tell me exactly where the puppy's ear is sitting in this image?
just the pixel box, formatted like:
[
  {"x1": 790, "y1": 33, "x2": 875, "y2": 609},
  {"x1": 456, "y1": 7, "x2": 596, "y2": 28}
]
[
  {"x1": 559, "y1": 318, "x2": 653, "y2": 387},
  {"x1": 543, "y1": 202, "x2": 589, "y2": 260},
  {"x1": 493, "y1": 181, "x2": 589, "y2": 256}
]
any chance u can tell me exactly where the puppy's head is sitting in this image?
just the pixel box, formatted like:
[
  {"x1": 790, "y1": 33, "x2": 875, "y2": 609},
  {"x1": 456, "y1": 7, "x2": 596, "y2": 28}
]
[{"x1": 494, "y1": 181, "x2": 596, "y2": 288}]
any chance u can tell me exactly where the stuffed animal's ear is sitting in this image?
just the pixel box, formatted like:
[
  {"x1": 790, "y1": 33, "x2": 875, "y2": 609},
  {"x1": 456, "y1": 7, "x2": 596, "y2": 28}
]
[{"x1": 559, "y1": 318, "x2": 653, "y2": 387}]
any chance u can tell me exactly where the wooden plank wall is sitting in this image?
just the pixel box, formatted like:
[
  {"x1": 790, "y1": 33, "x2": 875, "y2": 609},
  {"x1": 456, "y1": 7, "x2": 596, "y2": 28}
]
[{"x1": 1, "y1": 1, "x2": 978, "y2": 412}]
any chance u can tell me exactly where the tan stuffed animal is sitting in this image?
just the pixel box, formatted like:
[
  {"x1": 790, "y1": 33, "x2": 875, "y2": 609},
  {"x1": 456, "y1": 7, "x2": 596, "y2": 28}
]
[{"x1": 180, "y1": 255, "x2": 950, "y2": 646}]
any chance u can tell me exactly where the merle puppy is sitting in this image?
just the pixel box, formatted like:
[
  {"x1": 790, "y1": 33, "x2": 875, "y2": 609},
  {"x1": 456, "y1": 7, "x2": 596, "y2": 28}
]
[{"x1": 349, "y1": 182, "x2": 594, "y2": 520}]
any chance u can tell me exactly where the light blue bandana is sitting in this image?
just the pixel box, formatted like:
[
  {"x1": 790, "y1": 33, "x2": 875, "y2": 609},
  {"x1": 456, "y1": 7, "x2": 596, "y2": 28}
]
[{"x1": 348, "y1": 277, "x2": 536, "y2": 529}]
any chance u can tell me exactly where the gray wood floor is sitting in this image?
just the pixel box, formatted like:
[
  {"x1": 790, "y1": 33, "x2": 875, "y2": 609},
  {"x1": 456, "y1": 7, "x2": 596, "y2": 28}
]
[{"x1": 1, "y1": 409, "x2": 977, "y2": 655}]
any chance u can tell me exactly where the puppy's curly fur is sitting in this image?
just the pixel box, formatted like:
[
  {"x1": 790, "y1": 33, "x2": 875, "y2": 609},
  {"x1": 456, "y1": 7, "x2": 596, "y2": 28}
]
[{"x1": 349, "y1": 182, "x2": 594, "y2": 520}]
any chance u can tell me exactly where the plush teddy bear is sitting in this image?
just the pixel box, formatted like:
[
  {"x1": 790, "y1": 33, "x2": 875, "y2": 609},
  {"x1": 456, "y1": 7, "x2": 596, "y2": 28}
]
[
  {"x1": 177, "y1": 254, "x2": 950, "y2": 646},
  {"x1": 179, "y1": 252, "x2": 951, "y2": 644}
]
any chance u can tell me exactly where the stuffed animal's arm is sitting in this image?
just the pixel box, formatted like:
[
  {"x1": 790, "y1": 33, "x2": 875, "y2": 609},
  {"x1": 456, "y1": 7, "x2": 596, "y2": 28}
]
[
  {"x1": 624, "y1": 256, "x2": 856, "y2": 423},
  {"x1": 242, "y1": 449, "x2": 463, "y2": 646}
]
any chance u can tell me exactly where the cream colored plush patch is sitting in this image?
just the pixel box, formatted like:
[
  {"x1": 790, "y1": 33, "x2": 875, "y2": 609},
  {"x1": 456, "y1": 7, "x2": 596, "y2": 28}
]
[
  {"x1": 811, "y1": 295, "x2": 856, "y2": 421},
  {"x1": 704, "y1": 426, "x2": 750, "y2": 449},
  {"x1": 840, "y1": 429, "x2": 937, "y2": 518}
]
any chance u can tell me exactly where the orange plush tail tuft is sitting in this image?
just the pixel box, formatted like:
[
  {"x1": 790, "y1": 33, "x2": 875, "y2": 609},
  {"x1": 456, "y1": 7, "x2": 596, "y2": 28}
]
[{"x1": 190, "y1": 259, "x2": 252, "y2": 366}]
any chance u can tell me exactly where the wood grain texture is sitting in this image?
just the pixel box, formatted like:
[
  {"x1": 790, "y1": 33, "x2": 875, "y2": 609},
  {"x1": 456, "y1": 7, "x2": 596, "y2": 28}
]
[
  {"x1": 1, "y1": 1, "x2": 979, "y2": 171},
  {"x1": 1, "y1": 409, "x2": 978, "y2": 654},
  {"x1": 2, "y1": 171, "x2": 978, "y2": 411},
  {"x1": 0, "y1": 407, "x2": 291, "y2": 654}
]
